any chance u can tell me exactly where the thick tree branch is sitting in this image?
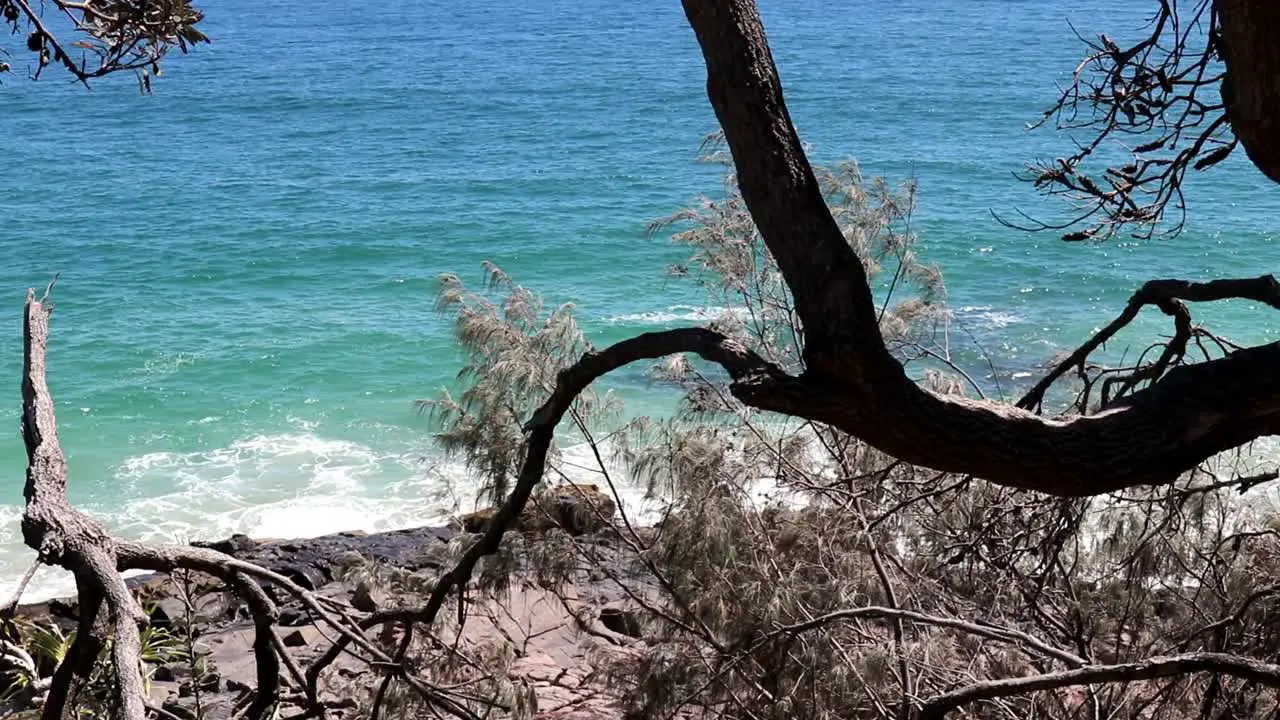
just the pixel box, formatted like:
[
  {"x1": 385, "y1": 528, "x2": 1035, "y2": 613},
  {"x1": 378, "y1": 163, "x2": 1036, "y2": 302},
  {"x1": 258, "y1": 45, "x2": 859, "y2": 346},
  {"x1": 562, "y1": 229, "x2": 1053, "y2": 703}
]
[
  {"x1": 1218, "y1": 0, "x2": 1280, "y2": 183},
  {"x1": 1017, "y1": 274, "x2": 1280, "y2": 411},
  {"x1": 22, "y1": 292, "x2": 148, "y2": 720},
  {"x1": 306, "y1": 327, "x2": 797, "y2": 691},
  {"x1": 916, "y1": 652, "x2": 1280, "y2": 720},
  {"x1": 681, "y1": 0, "x2": 1280, "y2": 496}
]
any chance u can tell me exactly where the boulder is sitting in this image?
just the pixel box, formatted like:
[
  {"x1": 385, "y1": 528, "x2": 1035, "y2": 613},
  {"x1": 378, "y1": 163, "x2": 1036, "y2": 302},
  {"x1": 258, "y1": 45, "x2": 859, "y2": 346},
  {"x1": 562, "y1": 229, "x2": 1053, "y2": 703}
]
[
  {"x1": 453, "y1": 484, "x2": 618, "y2": 537},
  {"x1": 453, "y1": 506, "x2": 497, "y2": 534},
  {"x1": 350, "y1": 579, "x2": 386, "y2": 614},
  {"x1": 529, "y1": 484, "x2": 618, "y2": 535},
  {"x1": 192, "y1": 533, "x2": 257, "y2": 556}
]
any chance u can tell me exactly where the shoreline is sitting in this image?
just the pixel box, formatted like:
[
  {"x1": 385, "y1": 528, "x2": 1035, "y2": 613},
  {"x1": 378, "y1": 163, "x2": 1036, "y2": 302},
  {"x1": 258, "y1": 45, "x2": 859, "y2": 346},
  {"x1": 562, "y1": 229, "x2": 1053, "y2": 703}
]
[{"x1": 5, "y1": 510, "x2": 651, "y2": 719}]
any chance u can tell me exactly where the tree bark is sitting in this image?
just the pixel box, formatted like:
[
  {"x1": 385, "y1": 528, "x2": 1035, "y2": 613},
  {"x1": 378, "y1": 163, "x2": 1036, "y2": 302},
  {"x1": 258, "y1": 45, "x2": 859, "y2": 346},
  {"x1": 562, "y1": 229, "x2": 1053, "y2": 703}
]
[
  {"x1": 680, "y1": 0, "x2": 1280, "y2": 495},
  {"x1": 22, "y1": 292, "x2": 149, "y2": 720},
  {"x1": 917, "y1": 652, "x2": 1280, "y2": 719},
  {"x1": 1217, "y1": 0, "x2": 1280, "y2": 183}
]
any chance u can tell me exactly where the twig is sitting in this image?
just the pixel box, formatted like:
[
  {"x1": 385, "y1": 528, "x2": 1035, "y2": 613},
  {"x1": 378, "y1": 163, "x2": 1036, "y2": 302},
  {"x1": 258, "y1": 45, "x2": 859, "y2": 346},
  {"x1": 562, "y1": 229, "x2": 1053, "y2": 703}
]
[{"x1": 1, "y1": 559, "x2": 43, "y2": 619}]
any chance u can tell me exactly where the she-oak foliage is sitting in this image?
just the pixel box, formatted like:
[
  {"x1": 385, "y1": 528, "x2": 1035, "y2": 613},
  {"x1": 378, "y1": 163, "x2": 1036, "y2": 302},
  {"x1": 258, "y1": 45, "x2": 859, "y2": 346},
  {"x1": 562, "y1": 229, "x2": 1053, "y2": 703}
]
[
  {"x1": 423, "y1": 133, "x2": 1280, "y2": 718},
  {"x1": 9, "y1": 0, "x2": 1280, "y2": 719}
]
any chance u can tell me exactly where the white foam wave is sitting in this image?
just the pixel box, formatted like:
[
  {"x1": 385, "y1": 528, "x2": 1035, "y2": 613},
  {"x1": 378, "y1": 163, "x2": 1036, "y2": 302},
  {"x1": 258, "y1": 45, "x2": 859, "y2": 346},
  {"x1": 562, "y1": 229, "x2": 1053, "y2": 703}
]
[
  {"x1": 605, "y1": 305, "x2": 748, "y2": 325},
  {"x1": 0, "y1": 431, "x2": 472, "y2": 602},
  {"x1": 956, "y1": 305, "x2": 1023, "y2": 329},
  {"x1": 9, "y1": 425, "x2": 1275, "y2": 605}
]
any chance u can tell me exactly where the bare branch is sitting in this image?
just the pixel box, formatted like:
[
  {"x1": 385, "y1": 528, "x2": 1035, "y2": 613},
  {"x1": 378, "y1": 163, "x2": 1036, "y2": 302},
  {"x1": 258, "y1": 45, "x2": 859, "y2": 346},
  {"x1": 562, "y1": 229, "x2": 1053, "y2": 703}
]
[
  {"x1": 769, "y1": 605, "x2": 1086, "y2": 669},
  {"x1": 917, "y1": 652, "x2": 1280, "y2": 720},
  {"x1": 681, "y1": 0, "x2": 1280, "y2": 496},
  {"x1": 22, "y1": 291, "x2": 148, "y2": 720}
]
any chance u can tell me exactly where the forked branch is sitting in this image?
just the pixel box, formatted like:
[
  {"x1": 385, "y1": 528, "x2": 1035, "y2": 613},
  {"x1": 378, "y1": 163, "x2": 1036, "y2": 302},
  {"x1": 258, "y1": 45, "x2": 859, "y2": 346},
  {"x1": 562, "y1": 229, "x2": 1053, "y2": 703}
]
[
  {"x1": 1017, "y1": 274, "x2": 1280, "y2": 412},
  {"x1": 22, "y1": 291, "x2": 148, "y2": 720},
  {"x1": 306, "y1": 327, "x2": 795, "y2": 683},
  {"x1": 679, "y1": 0, "x2": 1280, "y2": 496}
]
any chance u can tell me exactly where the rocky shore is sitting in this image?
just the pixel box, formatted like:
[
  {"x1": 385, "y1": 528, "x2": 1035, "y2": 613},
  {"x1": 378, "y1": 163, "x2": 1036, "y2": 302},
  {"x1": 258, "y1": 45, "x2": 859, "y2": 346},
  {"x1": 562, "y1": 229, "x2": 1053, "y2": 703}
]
[{"x1": 9, "y1": 488, "x2": 654, "y2": 719}]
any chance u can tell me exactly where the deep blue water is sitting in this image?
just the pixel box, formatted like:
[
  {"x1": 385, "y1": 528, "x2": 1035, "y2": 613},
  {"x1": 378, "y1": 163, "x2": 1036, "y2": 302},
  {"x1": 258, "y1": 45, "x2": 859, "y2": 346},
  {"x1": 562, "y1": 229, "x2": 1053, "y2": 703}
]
[{"x1": 0, "y1": 0, "x2": 1276, "y2": 598}]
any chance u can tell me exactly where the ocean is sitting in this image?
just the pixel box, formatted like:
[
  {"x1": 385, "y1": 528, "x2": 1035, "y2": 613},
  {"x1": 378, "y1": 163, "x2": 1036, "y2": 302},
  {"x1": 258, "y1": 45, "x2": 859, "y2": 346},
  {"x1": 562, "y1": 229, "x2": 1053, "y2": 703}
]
[{"x1": 1, "y1": 0, "x2": 1277, "y2": 601}]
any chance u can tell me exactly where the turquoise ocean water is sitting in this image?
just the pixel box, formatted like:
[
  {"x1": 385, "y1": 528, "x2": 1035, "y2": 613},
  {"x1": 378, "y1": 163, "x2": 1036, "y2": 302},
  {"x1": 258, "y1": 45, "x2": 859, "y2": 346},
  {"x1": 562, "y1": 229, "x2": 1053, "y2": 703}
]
[{"x1": 1, "y1": 0, "x2": 1277, "y2": 600}]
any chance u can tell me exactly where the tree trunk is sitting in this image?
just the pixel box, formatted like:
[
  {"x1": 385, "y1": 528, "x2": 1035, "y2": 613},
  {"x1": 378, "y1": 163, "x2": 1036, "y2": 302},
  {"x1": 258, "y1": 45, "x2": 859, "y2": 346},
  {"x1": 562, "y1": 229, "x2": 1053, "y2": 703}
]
[
  {"x1": 1217, "y1": 0, "x2": 1280, "y2": 183},
  {"x1": 680, "y1": 0, "x2": 1280, "y2": 495}
]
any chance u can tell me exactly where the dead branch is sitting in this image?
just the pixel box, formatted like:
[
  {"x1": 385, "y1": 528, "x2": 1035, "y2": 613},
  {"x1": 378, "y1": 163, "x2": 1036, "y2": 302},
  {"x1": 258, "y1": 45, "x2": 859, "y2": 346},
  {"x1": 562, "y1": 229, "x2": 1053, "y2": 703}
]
[
  {"x1": 4, "y1": 0, "x2": 208, "y2": 87},
  {"x1": 22, "y1": 291, "x2": 148, "y2": 720},
  {"x1": 998, "y1": 0, "x2": 1232, "y2": 240},
  {"x1": 916, "y1": 652, "x2": 1280, "y2": 720},
  {"x1": 306, "y1": 327, "x2": 790, "y2": 690},
  {"x1": 20, "y1": 292, "x2": 414, "y2": 719}
]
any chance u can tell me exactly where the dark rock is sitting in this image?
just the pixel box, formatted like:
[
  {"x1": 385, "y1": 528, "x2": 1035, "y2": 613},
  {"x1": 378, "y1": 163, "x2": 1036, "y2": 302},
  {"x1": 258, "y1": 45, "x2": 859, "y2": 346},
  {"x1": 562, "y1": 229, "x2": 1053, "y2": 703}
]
[
  {"x1": 277, "y1": 604, "x2": 310, "y2": 627},
  {"x1": 280, "y1": 563, "x2": 327, "y2": 591},
  {"x1": 225, "y1": 525, "x2": 456, "y2": 588},
  {"x1": 164, "y1": 695, "x2": 232, "y2": 720},
  {"x1": 454, "y1": 484, "x2": 619, "y2": 537},
  {"x1": 46, "y1": 597, "x2": 79, "y2": 622},
  {"x1": 124, "y1": 573, "x2": 162, "y2": 593},
  {"x1": 153, "y1": 662, "x2": 188, "y2": 683},
  {"x1": 144, "y1": 601, "x2": 175, "y2": 630},
  {"x1": 283, "y1": 630, "x2": 308, "y2": 648},
  {"x1": 226, "y1": 678, "x2": 252, "y2": 694},
  {"x1": 17, "y1": 525, "x2": 458, "y2": 631},
  {"x1": 453, "y1": 507, "x2": 497, "y2": 533},
  {"x1": 599, "y1": 606, "x2": 644, "y2": 638},
  {"x1": 192, "y1": 533, "x2": 257, "y2": 556},
  {"x1": 178, "y1": 671, "x2": 222, "y2": 697},
  {"x1": 350, "y1": 579, "x2": 385, "y2": 614},
  {"x1": 539, "y1": 484, "x2": 617, "y2": 535},
  {"x1": 160, "y1": 698, "x2": 198, "y2": 720},
  {"x1": 325, "y1": 696, "x2": 359, "y2": 710}
]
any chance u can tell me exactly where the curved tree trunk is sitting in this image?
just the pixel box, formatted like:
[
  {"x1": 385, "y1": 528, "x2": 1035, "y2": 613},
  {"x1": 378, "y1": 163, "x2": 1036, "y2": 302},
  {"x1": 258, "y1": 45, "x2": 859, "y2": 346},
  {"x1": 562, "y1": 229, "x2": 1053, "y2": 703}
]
[
  {"x1": 679, "y1": 0, "x2": 1280, "y2": 495},
  {"x1": 1217, "y1": 0, "x2": 1280, "y2": 183}
]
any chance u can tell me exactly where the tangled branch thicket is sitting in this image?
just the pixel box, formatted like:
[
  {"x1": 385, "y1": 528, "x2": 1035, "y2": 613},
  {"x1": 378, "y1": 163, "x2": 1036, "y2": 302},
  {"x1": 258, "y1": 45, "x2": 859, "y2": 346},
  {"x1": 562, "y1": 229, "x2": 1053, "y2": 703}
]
[
  {"x1": 1000, "y1": 0, "x2": 1233, "y2": 241},
  {"x1": 418, "y1": 142, "x2": 1280, "y2": 719},
  {"x1": 8, "y1": 0, "x2": 1280, "y2": 718}
]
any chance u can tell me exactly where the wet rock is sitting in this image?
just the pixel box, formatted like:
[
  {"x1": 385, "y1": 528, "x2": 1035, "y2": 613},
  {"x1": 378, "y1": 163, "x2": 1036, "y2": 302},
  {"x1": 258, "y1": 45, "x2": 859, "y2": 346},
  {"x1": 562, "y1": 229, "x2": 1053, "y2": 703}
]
[
  {"x1": 153, "y1": 662, "x2": 188, "y2": 683},
  {"x1": 163, "y1": 694, "x2": 232, "y2": 720},
  {"x1": 279, "y1": 563, "x2": 327, "y2": 591},
  {"x1": 453, "y1": 506, "x2": 498, "y2": 533},
  {"x1": 46, "y1": 597, "x2": 79, "y2": 622},
  {"x1": 179, "y1": 671, "x2": 222, "y2": 697},
  {"x1": 232, "y1": 525, "x2": 456, "y2": 583},
  {"x1": 277, "y1": 603, "x2": 310, "y2": 627},
  {"x1": 159, "y1": 698, "x2": 198, "y2": 720},
  {"x1": 534, "y1": 484, "x2": 618, "y2": 535},
  {"x1": 192, "y1": 533, "x2": 257, "y2": 556}
]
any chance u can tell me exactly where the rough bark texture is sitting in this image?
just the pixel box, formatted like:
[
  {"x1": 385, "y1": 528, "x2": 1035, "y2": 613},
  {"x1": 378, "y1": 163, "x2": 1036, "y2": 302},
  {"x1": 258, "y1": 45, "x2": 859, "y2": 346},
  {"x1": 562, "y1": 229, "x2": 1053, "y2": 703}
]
[
  {"x1": 22, "y1": 292, "x2": 149, "y2": 720},
  {"x1": 1218, "y1": 0, "x2": 1280, "y2": 183},
  {"x1": 678, "y1": 0, "x2": 1280, "y2": 496},
  {"x1": 21, "y1": 295, "x2": 305, "y2": 720},
  {"x1": 917, "y1": 652, "x2": 1280, "y2": 719}
]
